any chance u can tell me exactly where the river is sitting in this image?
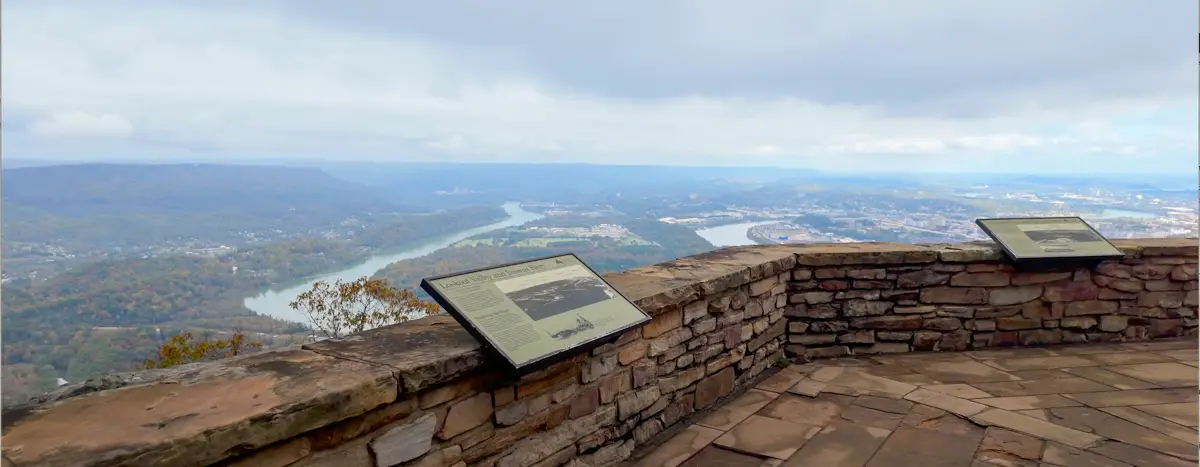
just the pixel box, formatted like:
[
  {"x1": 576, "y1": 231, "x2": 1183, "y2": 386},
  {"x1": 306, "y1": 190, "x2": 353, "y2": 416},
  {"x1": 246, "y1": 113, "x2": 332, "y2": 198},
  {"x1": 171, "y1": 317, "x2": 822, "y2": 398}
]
[
  {"x1": 243, "y1": 202, "x2": 543, "y2": 323},
  {"x1": 695, "y1": 221, "x2": 778, "y2": 247}
]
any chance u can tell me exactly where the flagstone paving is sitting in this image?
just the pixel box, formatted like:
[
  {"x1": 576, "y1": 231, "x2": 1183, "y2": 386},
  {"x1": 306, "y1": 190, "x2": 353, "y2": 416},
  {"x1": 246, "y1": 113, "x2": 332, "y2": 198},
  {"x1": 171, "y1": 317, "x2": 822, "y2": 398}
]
[{"x1": 627, "y1": 338, "x2": 1199, "y2": 467}]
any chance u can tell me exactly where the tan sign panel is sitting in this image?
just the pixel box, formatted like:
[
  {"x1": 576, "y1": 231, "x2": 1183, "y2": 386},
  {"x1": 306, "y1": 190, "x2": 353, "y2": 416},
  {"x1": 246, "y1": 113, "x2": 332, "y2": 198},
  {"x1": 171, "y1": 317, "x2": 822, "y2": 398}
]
[
  {"x1": 975, "y1": 217, "x2": 1124, "y2": 261},
  {"x1": 422, "y1": 254, "x2": 650, "y2": 371}
]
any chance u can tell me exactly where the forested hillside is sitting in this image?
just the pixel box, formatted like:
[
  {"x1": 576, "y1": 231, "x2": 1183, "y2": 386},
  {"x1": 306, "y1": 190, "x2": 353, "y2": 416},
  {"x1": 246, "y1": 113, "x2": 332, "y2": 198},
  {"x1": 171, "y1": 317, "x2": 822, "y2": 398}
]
[{"x1": 0, "y1": 204, "x2": 509, "y2": 404}]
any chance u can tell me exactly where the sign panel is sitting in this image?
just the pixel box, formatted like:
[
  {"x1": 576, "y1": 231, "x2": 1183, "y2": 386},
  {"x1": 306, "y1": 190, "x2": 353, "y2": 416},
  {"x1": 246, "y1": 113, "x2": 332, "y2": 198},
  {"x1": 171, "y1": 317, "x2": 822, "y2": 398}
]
[
  {"x1": 421, "y1": 254, "x2": 650, "y2": 372},
  {"x1": 975, "y1": 217, "x2": 1124, "y2": 262}
]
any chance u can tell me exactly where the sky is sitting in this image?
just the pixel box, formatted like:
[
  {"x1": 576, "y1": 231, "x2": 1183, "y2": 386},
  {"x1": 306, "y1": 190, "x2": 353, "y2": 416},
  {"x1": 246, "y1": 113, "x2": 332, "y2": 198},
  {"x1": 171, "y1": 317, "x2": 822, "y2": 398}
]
[{"x1": 3, "y1": 1, "x2": 1197, "y2": 173}]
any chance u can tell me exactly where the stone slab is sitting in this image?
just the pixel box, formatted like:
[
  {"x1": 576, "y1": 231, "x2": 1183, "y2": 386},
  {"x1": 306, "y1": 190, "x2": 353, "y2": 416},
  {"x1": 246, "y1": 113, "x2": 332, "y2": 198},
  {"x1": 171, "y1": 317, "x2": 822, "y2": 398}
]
[
  {"x1": 1, "y1": 348, "x2": 398, "y2": 467},
  {"x1": 697, "y1": 389, "x2": 779, "y2": 431},
  {"x1": 1106, "y1": 362, "x2": 1198, "y2": 388},
  {"x1": 713, "y1": 415, "x2": 821, "y2": 460},
  {"x1": 864, "y1": 426, "x2": 979, "y2": 467},
  {"x1": 1133, "y1": 402, "x2": 1199, "y2": 428},
  {"x1": 784, "y1": 420, "x2": 891, "y2": 467},
  {"x1": 984, "y1": 356, "x2": 1100, "y2": 372},
  {"x1": 632, "y1": 425, "x2": 724, "y2": 467},
  {"x1": 303, "y1": 314, "x2": 484, "y2": 394},
  {"x1": 969, "y1": 409, "x2": 1102, "y2": 449},
  {"x1": 1060, "y1": 367, "x2": 1162, "y2": 391},
  {"x1": 1063, "y1": 389, "x2": 1197, "y2": 408}
]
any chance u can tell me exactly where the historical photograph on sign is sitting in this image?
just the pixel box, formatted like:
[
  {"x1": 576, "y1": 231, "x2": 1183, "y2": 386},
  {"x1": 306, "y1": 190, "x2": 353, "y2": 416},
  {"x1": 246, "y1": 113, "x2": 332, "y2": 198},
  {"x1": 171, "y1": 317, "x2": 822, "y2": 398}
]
[
  {"x1": 493, "y1": 265, "x2": 620, "y2": 341},
  {"x1": 497, "y1": 269, "x2": 618, "y2": 321},
  {"x1": 1017, "y1": 223, "x2": 1107, "y2": 253}
]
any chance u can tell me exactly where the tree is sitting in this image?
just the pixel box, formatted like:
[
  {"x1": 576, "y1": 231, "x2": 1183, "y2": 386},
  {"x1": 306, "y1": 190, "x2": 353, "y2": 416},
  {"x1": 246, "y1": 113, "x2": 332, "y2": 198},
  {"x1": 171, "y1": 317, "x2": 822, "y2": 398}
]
[
  {"x1": 144, "y1": 330, "x2": 263, "y2": 369},
  {"x1": 288, "y1": 277, "x2": 439, "y2": 340}
]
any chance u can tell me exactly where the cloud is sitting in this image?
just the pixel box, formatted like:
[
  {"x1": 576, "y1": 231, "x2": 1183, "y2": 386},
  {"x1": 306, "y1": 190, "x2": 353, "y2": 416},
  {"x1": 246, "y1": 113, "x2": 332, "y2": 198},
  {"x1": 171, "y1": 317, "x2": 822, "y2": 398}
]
[
  {"x1": 28, "y1": 111, "x2": 135, "y2": 138},
  {"x1": 1, "y1": 0, "x2": 1196, "y2": 173}
]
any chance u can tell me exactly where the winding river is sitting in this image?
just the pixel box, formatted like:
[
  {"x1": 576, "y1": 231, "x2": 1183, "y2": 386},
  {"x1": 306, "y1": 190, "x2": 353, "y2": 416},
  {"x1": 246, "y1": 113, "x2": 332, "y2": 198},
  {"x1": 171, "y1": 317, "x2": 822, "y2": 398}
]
[
  {"x1": 243, "y1": 202, "x2": 543, "y2": 323},
  {"x1": 694, "y1": 221, "x2": 777, "y2": 247}
]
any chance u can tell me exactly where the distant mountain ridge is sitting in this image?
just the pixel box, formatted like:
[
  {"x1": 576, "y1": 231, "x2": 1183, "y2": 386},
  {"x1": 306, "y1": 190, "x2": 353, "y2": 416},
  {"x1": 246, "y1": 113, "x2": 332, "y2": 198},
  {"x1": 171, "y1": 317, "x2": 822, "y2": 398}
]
[
  {"x1": 3, "y1": 163, "x2": 413, "y2": 217},
  {"x1": 1, "y1": 163, "x2": 421, "y2": 251}
]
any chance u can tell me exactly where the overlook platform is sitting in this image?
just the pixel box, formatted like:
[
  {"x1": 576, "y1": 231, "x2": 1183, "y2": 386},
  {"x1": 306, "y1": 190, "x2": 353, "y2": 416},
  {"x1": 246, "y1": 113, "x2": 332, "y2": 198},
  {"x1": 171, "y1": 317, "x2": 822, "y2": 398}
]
[
  {"x1": 628, "y1": 338, "x2": 1198, "y2": 467},
  {"x1": 2, "y1": 238, "x2": 1197, "y2": 467}
]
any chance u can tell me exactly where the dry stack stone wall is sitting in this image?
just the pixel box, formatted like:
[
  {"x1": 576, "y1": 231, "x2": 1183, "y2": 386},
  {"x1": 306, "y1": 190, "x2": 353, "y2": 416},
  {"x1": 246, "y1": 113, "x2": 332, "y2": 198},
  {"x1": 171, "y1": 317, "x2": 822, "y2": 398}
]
[
  {"x1": 785, "y1": 253, "x2": 1199, "y2": 359},
  {"x1": 2, "y1": 238, "x2": 1194, "y2": 467}
]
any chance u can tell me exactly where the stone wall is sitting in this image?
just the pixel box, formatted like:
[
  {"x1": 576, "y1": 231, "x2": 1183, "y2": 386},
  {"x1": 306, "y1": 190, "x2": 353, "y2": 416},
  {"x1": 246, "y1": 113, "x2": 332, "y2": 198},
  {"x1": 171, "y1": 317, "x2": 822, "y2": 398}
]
[
  {"x1": 1, "y1": 238, "x2": 1194, "y2": 467},
  {"x1": 783, "y1": 239, "x2": 1200, "y2": 359}
]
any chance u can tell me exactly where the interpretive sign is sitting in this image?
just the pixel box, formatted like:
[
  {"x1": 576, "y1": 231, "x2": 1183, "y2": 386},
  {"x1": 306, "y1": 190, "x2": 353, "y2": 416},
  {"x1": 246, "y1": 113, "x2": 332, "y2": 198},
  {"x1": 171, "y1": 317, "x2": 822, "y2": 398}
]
[
  {"x1": 975, "y1": 217, "x2": 1124, "y2": 268},
  {"x1": 421, "y1": 254, "x2": 650, "y2": 374}
]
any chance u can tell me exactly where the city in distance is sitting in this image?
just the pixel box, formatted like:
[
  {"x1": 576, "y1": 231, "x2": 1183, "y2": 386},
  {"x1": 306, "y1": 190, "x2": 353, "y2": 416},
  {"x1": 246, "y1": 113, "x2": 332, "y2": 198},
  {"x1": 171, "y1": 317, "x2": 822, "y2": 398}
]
[{"x1": 2, "y1": 160, "x2": 1196, "y2": 404}]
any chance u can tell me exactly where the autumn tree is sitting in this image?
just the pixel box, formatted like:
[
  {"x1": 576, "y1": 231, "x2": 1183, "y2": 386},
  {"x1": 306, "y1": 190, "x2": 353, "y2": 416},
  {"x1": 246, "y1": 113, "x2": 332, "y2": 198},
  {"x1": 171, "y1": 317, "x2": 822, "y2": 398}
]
[
  {"x1": 289, "y1": 277, "x2": 439, "y2": 340},
  {"x1": 144, "y1": 329, "x2": 263, "y2": 369}
]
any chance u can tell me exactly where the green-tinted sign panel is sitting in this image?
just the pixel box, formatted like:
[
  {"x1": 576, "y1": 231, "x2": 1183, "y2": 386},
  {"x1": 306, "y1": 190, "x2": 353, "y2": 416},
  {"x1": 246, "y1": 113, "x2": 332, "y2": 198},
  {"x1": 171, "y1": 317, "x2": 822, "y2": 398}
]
[
  {"x1": 975, "y1": 217, "x2": 1124, "y2": 262},
  {"x1": 421, "y1": 254, "x2": 650, "y2": 371}
]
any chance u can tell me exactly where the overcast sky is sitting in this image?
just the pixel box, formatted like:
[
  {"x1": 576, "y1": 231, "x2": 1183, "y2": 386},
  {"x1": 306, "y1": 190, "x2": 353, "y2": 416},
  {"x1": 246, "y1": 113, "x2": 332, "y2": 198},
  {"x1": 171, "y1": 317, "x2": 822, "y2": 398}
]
[{"x1": 3, "y1": 1, "x2": 1197, "y2": 173}]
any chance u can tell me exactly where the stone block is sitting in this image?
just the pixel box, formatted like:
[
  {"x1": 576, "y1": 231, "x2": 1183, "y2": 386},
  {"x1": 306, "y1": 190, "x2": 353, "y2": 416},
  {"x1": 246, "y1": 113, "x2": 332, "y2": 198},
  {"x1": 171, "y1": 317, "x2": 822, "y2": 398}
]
[
  {"x1": 815, "y1": 267, "x2": 846, "y2": 279},
  {"x1": 691, "y1": 316, "x2": 717, "y2": 334},
  {"x1": 1060, "y1": 317, "x2": 1097, "y2": 330},
  {"x1": 642, "y1": 308, "x2": 682, "y2": 339},
  {"x1": 372, "y1": 413, "x2": 438, "y2": 467},
  {"x1": 790, "y1": 333, "x2": 837, "y2": 345},
  {"x1": 897, "y1": 270, "x2": 950, "y2": 288},
  {"x1": 1144, "y1": 280, "x2": 1182, "y2": 291},
  {"x1": 1063, "y1": 300, "x2": 1119, "y2": 316},
  {"x1": 950, "y1": 272, "x2": 1011, "y2": 287},
  {"x1": 798, "y1": 291, "x2": 835, "y2": 304},
  {"x1": 1139, "y1": 291, "x2": 1185, "y2": 309},
  {"x1": 848, "y1": 268, "x2": 887, "y2": 279},
  {"x1": 1093, "y1": 275, "x2": 1143, "y2": 292},
  {"x1": 853, "y1": 280, "x2": 893, "y2": 289},
  {"x1": 861, "y1": 341, "x2": 915, "y2": 356},
  {"x1": 1044, "y1": 282, "x2": 1099, "y2": 302},
  {"x1": 1019, "y1": 329, "x2": 1062, "y2": 346},
  {"x1": 569, "y1": 387, "x2": 601, "y2": 420},
  {"x1": 1098, "y1": 315, "x2": 1128, "y2": 332},
  {"x1": 921, "y1": 287, "x2": 987, "y2": 304},
  {"x1": 995, "y1": 316, "x2": 1040, "y2": 331},
  {"x1": 648, "y1": 327, "x2": 693, "y2": 357},
  {"x1": 806, "y1": 345, "x2": 853, "y2": 358},
  {"x1": 894, "y1": 305, "x2": 936, "y2": 314},
  {"x1": 694, "y1": 367, "x2": 735, "y2": 409},
  {"x1": 819, "y1": 280, "x2": 850, "y2": 291},
  {"x1": 964, "y1": 319, "x2": 996, "y2": 331},
  {"x1": 600, "y1": 370, "x2": 633, "y2": 403},
  {"x1": 837, "y1": 330, "x2": 875, "y2": 344},
  {"x1": 876, "y1": 331, "x2": 913, "y2": 341},
  {"x1": 851, "y1": 315, "x2": 922, "y2": 330},
  {"x1": 616, "y1": 386, "x2": 661, "y2": 421},
  {"x1": 988, "y1": 286, "x2": 1043, "y2": 306},
  {"x1": 808, "y1": 321, "x2": 849, "y2": 333},
  {"x1": 1171, "y1": 264, "x2": 1198, "y2": 281},
  {"x1": 1011, "y1": 271, "x2": 1072, "y2": 285},
  {"x1": 581, "y1": 355, "x2": 618, "y2": 384},
  {"x1": 618, "y1": 342, "x2": 647, "y2": 366},
  {"x1": 657, "y1": 365, "x2": 704, "y2": 393},
  {"x1": 844, "y1": 300, "x2": 893, "y2": 317},
  {"x1": 911, "y1": 331, "x2": 943, "y2": 351},
  {"x1": 1131, "y1": 264, "x2": 1175, "y2": 280},
  {"x1": 923, "y1": 317, "x2": 962, "y2": 331},
  {"x1": 683, "y1": 300, "x2": 709, "y2": 324}
]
